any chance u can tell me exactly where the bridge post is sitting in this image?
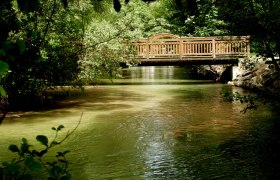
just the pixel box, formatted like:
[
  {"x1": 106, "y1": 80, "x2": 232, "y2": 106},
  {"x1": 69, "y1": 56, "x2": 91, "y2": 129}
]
[
  {"x1": 246, "y1": 36, "x2": 250, "y2": 57},
  {"x1": 146, "y1": 41, "x2": 149, "y2": 61},
  {"x1": 179, "y1": 38, "x2": 183, "y2": 60},
  {"x1": 212, "y1": 39, "x2": 216, "y2": 58}
]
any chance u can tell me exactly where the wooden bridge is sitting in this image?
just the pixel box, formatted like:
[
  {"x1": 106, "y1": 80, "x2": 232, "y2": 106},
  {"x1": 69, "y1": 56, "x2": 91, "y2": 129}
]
[{"x1": 130, "y1": 33, "x2": 250, "y2": 65}]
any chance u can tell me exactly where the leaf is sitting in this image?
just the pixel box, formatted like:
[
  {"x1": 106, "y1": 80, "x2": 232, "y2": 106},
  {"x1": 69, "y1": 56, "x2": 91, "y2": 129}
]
[
  {"x1": 0, "y1": 60, "x2": 9, "y2": 74},
  {"x1": 36, "y1": 135, "x2": 49, "y2": 147},
  {"x1": 16, "y1": 39, "x2": 26, "y2": 55},
  {"x1": 57, "y1": 125, "x2": 65, "y2": 131},
  {"x1": 21, "y1": 138, "x2": 31, "y2": 153},
  {"x1": 56, "y1": 152, "x2": 64, "y2": 157},
  {"x1": 59, "y1": 159, "x2": 67, "y2": 163},
  {"x1": 25, "y1": 157, "x2": 43, "y2": 172},
  {"x1": 52, "y1": 127, "x2": 57, "y2": 131},
  {"x1": 9, "y1": 144, "x2": 20, "y2": 153},
  {"x1": 63, "y1": 150, "x2": 70, "y2": 155},
  {"x1": 38, "y1": 149, "x2": 48, "y2": 157},
  {"x1": 22, "y1": 138, "x2": 28, "y2": 144}
]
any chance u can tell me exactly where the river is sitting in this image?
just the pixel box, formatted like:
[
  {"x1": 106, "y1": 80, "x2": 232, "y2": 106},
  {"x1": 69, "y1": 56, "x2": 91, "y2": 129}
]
[{"x1": 1, "y1": 66, "x2": 279, "y2": 179}]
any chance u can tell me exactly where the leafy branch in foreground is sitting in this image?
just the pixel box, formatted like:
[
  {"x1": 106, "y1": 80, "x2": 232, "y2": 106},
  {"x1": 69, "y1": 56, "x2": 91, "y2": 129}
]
[
  {"x1": 221, "y1": 86, "x2": 259, "y2": 113},
  {"x1": 221, "y1": 90, "x2": 258, "y2": 113},
  {"x1": 221, "y1": 87, "x2": 280, "y2": 113},
  {"x1": 0, "y1": 113, "x2": 83, "y2": 180}
]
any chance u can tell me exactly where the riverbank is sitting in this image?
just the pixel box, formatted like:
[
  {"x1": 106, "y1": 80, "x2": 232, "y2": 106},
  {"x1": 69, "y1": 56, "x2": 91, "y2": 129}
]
[
  {"x1": 229, "y1": 57, "x2": 280, "y2": 91},
  {"x1": 195, "y1": 57, "x2": 280, "y2": 90},
  {"x1": 195, "y1": 58, "x2": 280, "y2": 109},
  {"x1": 228, "y1": 57, "x2": 280, "y2": 110}
]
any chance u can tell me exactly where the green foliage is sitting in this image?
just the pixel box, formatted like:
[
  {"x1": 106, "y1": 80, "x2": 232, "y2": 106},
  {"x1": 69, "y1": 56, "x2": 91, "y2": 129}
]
[
  {"x1": 2, "y1": 0, "x2": 170, "y2": 108},
  {"x1": 155, "y1": 0, "x2": 228, "y2": 36},
  {"x1": 0, "y1": 0, "x2": 174, "y2": 109},
  {"x1": 184, "y1": 4, "x2": 229, "y2": 36},
  {"x1": 119, "y1": 0, "x2": 170, "y2": 37},
  {"x1": 217, "y1": 0, "x2": 280, "y2": 70},
  {"x1": 79, "y1": 0, "x2": 170, "y2": 84},
  {"x1": 0, "y1": 124, "x2": 73, "y2": 180},
  {"x1": 0, "y1": 0, "x2": 90, "y2": 109}
]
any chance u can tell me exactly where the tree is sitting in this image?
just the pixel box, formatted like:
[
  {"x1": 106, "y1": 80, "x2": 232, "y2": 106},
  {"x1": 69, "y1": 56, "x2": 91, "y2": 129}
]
[
  {"x1": 155, "y1": 0, "x2": 228, "y2": 36},
  {"x1": 217, "y1": 0, "x2": 280, "y2": 71},
  {"x1": 0, "y1": 0, "x2": 92, "y2": 110},
  {"x1": 78, "y1": 0, "x2": 171, "y2": 83}
]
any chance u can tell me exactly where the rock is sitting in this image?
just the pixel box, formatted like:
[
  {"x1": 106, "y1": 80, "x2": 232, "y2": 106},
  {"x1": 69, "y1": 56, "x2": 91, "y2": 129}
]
[
  {"x1": 230, "y1": 57, "x2": 280, "y2": 91},
  {"x1": 242, "y1": 70, "x2": 252, "y2": 77},
  {"x1": 234, "y1": 79, "x2": 244, "y2": 87},
  {"x1": 243, "y1": 74, "x2": 254, "y2": 81},
  {"x1": 227, "y1": 81, "x2": 234, "y2": 85}
]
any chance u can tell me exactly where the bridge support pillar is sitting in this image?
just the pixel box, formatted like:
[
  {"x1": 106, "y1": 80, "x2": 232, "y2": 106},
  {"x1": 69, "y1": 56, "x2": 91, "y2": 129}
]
[
  {"x1": 232, "y1": 59, "x2": 243, "y2": 81},
  {"x1": 232, "y1": 65, "x2": 239, "y2": 80}
]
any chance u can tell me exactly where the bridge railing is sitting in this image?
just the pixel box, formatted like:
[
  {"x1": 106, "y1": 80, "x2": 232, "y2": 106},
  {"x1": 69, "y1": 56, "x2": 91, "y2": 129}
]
[{"x1": 130, "y1": 33, "x2": 250, "y2": 61}]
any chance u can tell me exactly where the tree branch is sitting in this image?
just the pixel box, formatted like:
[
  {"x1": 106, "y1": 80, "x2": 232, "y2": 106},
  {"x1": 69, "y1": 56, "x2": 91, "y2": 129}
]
[{"x1": 38, "y1": 0, "x2": 57, "y2": 49}]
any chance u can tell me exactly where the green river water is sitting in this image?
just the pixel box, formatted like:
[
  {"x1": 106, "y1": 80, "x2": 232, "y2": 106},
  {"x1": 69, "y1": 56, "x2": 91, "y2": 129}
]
[{"x1": 1, "y1": 66, "x2": 280, "y2": 179}]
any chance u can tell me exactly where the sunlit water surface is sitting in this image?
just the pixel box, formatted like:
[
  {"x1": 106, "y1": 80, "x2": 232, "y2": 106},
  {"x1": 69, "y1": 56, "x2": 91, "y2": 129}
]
[{"x1": 1, "y1": 66, "x2": 279, "y2": 179}]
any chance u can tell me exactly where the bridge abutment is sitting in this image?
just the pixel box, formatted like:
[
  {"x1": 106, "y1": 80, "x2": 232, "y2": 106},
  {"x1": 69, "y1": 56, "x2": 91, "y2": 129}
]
[{"x1": 232, "y1": 65, "x2": 240, "y2": 81}]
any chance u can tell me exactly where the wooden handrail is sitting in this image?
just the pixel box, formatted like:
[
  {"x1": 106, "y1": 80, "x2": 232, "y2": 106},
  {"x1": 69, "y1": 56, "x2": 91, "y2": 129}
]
[{"x1": 130, "y1": 33, "x2": 250, "y2": 60}]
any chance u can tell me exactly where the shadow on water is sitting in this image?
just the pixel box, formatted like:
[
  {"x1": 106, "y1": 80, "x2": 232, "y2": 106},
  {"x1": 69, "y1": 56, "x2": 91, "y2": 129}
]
[
  {"x1": 5, "y1": 87, "x2": 148, "y2": 124},
  {"x1": 166, "y1": 115, "x2": 280, "y2": 179},
  {"x1": 218, "y1": 115, "x2": 280, "y2": 179}
]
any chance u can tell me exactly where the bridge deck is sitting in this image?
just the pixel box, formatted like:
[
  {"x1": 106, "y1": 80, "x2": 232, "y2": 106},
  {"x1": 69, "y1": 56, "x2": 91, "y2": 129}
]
[{"x1": 130, "y1": 33, "x2": 250, "y2": 65}]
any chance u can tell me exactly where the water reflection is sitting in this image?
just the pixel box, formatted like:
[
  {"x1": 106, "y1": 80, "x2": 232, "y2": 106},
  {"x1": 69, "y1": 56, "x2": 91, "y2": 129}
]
[
  {"x1": 134, "y1": 112, "x2": 177, "y2": 178},
  {"x1": 112, "y1": 66, "x2": 213, "y2": 85},
  {"x1": 125, "y1": 66, "x2": 174, "y2": 80}
]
